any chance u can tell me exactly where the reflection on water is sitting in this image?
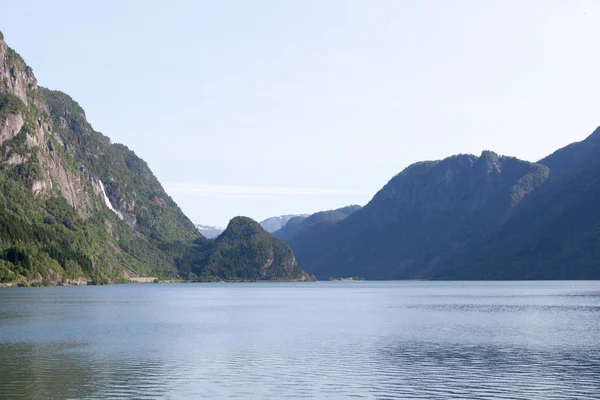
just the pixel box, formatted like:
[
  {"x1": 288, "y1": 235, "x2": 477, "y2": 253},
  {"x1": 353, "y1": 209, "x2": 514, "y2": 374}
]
[{"x1": 0, "y1": 282, "x2": 599, "y2": 399}]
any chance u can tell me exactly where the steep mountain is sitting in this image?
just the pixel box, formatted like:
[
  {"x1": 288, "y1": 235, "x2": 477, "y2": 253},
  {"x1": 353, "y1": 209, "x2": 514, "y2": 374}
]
[
  {"x1": 178, "y1": 217, "x2": 310, "y2": 281},
  {"x1": 195, "y1": 224, "x2": 224, "y2": 239},
  {"x1": 436, "y1": 127, "x2": 600, "y2": 279},
  {"x1": 273, "y1": 205, "x2": 361, "y2": 242},
  {"x1": 0, "y1": 32, "x2": 308, "y2": 285},
  {"x1": 288, "y1": 151, "x2": 552, "y2": 279},
  {"x1": 290, "y1": 129, "x2": 600, "y2": 280},
  {"x1": 259, "y1": 214, "x2": 308, "y2": 233}
]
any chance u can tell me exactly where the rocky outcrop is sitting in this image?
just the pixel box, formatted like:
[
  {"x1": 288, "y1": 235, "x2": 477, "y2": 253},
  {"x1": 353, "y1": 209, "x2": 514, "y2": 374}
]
[{"x1": 0, "y1": 112, "x2": 23, "y2": 146}]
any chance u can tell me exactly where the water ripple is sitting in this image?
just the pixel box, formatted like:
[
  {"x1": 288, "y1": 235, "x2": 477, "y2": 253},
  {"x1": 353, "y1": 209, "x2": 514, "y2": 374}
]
[{"x1": 0, "y1": 282, "x2": 599, "y2": 399}]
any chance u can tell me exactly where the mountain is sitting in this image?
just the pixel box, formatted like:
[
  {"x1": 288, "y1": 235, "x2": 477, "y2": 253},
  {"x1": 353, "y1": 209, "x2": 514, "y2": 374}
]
[
  {"x1": 0, "y1": 32, "x2": 308, "y2": 285},
  {"x1": 177, "y1": 217, "x2": 310, "y2": 281},
  {"x1": 273, "y1": 205, "x2": 361, "y2": 243},
  {"x1": 195, "y1": 224, "x2": 224, "y2": 239},
  {"x1": 436, "y1": 127, "x2": 600, "y2": 279},
  {"x1": 259, "y1": 215, "x2": 308, "y2": 233},
  {"x1": 286, "y1": 135, "x2": 600, "y2": 280}
]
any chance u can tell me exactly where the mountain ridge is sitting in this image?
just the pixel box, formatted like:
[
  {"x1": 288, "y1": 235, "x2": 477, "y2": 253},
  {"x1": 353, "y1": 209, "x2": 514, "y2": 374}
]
[
  {"x1": 273, "y1": 205, "x2": 361, "y2": 243},
  {"x1": 286, "y1": 140, "x2": 600, "y2": 280},
  {"x1": 259, "y1": 214, "x2": 309, "y2": 233}
]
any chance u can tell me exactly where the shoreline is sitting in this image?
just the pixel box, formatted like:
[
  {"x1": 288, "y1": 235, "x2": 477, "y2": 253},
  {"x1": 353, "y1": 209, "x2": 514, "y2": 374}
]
[{"x1": 0, "y1": 276, "x2": 317, "y2": 288}]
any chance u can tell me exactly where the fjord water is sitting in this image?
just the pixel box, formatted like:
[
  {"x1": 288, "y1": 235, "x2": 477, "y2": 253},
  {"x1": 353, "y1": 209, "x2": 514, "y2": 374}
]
[{"x1": 0, "y1": 282, "x2": 599, "y2": 399}]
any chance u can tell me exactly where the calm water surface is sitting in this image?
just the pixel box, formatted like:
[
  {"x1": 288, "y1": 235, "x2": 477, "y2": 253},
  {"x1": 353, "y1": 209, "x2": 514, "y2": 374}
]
[{"x1": 0, "y1": 281, "x2": 599, "y2": 399}]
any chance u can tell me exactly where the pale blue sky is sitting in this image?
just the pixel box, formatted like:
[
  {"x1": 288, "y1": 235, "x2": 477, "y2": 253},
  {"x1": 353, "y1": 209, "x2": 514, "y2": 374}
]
[{"x1": 2, "y1": 0, "x2": 599, "y2": 226}]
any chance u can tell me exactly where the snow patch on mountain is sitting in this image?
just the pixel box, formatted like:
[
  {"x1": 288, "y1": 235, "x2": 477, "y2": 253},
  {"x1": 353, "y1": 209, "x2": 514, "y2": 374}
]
[{"x1": 195, "y1": 224, "x2": 225, "y2": 239}]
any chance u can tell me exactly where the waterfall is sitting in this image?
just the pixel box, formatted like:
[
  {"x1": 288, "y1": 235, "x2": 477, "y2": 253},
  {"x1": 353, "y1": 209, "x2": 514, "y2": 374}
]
[{"x1": 99, "y1": 180, "x2": 124, "y2": 220}]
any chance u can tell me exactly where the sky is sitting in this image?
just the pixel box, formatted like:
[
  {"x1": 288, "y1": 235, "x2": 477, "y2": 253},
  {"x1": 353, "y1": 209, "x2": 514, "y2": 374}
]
[{"x1": 1, "y1": 0, "x2": 599, "y2": 226}]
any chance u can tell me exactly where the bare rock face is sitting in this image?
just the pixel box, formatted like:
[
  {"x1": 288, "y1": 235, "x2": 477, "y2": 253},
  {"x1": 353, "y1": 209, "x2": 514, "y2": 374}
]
[
  {"x1": 31, "y1": 180, "x2": 50, "y2": 195},
  {"x1": 7, "y1": 152, "x2": 26, "y2": 165},
  {"x1": 47, "y1": 150, "x2": 93, "y2": 216},
  {"x1": 0, "y1": 35, "x2": 99, "y2": 216},
  {"x1": 0, "y1": 113, "x2": 23, "y2": 146}
]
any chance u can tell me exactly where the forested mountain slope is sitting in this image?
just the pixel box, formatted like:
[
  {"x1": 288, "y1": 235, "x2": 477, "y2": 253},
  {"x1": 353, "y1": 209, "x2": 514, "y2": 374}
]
[
  {"x1": 0, "y1": 32, "x2": 308, "y2": 285},
  {"x1": 287, "y1": 137, "x2": 600, "y2": 280}
]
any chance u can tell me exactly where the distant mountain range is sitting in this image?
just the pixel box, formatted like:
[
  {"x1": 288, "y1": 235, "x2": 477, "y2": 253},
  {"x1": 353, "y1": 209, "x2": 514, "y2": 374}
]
[
  {"x1": 272, "y1": 206, "x2": 361, "y2": 242},
  {"x1": 259, "y1": 215, "x2": 309, "y2": 233},
  {"x1": 281, "y1": 128, "x2": 600, "y2": 280},
  {"x1": 196, "y1": 209, "x2": 359, "y2": 241},
  {"x1": 194, "y1": 215, "x2": 309, "y2": 238},
  {"x1": 195, "y1": 224, "x2": 224, "y2": 239}
]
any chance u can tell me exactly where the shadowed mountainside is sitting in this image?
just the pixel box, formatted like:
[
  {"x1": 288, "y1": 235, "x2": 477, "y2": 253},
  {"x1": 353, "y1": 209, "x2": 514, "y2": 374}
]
[{"x1": 286, "y1": 133, "x2": 600, "y2": 280}]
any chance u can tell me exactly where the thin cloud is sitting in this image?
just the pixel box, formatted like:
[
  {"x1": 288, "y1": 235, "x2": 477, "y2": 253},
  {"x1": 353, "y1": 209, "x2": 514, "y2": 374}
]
[{"x1": 164, "y1": 183, "x2": 370, "y2": 198}]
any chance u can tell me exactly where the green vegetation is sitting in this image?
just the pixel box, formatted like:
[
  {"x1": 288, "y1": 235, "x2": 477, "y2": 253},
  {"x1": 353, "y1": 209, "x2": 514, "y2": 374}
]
[
  {"x1": 5, "y1": 47, "x2": 26, "y2": 71},
  {"x1": 0, "y1": 175, "x2": 99, "y2": 283},
  {"x1": 0, "y1": 93, "x2": 25, "y2": 123},
  {"x1": 287, "y1": 151, "x2": 565, "y2": 280},
  {"x1": 178, "y1": 217, "x2": 308, "y2": 281},
  {"x1": 288, "y1": 135, "x2": 600, "y2": 280}
]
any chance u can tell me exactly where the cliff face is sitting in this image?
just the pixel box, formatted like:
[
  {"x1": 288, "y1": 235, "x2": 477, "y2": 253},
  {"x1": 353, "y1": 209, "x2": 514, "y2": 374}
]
[
  {"x1": 0, "y1": 33, "x2": 201, "y2": 284},
  {"x1": 0, "y1": 34, "x2": 37, "y2": 105}
]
